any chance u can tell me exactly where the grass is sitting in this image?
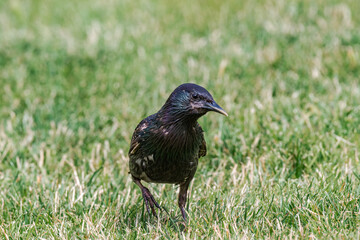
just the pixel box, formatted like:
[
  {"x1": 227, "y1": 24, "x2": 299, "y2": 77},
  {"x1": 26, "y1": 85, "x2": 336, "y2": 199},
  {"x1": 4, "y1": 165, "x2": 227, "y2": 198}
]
[{"x1": 0, "y1": 0, "x2": 360, "y2": 238}]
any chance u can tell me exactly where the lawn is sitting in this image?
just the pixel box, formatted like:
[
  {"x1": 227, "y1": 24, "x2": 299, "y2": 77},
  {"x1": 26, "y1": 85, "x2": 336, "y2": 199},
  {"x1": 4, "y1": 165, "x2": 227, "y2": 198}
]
[{"x1": 0, "y1": 0, "x2": 360, "y2": 238}]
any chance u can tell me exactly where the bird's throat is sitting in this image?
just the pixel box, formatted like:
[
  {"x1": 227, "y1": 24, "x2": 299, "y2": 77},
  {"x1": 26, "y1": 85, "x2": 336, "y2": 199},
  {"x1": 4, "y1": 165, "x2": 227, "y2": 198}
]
[{"x1": 160, "y1": 105, "x2": 203, "y2": 127}]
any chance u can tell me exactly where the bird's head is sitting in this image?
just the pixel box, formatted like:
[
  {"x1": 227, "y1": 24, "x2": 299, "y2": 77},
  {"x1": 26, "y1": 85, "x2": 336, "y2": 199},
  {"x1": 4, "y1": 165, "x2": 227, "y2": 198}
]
[{"x1": 161, "y1": 83, "x2": 228, "y2": 123}]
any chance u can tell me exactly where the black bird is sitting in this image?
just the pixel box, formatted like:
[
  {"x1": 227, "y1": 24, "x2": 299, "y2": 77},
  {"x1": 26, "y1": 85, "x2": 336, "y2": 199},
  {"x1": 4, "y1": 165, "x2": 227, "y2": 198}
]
[{"x1": 129, "y1": 83, "x2": 227, "y2": 221}]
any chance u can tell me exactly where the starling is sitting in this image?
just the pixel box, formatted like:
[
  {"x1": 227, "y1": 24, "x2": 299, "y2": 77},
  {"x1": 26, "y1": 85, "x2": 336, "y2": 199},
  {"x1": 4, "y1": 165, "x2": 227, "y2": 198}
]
[{"x1": 129, "y1": 83, "x2": 227, "y2": 221}]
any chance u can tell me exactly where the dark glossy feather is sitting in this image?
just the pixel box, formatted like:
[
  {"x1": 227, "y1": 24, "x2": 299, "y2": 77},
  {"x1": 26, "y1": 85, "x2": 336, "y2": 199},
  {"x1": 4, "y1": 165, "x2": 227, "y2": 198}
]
[{"x1": 129, "y1": 113, "x2": 206, "y2": 184}]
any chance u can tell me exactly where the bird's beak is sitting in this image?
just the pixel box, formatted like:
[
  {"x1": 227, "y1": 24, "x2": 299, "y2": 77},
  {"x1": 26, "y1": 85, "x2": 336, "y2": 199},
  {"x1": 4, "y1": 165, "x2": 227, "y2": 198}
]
[{"x1": 204, "y1": 101, "x2": 228, "y2": 116}]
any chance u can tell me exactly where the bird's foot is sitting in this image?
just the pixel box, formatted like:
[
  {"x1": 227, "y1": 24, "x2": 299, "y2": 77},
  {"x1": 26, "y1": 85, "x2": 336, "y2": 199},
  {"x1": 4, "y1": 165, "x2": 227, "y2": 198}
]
[{"x1": 141, "y1": 186, "x2": 161, "y2": 217}]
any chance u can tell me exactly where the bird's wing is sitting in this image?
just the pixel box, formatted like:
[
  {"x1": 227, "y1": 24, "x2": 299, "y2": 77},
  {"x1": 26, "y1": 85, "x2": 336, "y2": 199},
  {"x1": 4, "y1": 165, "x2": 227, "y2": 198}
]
[
  {"x1": 129, "y1": 115, "x2": 154, "y2": 156},
  {"x1": 129, "y1": 129, "x2": 142, "y2": 156},
  {"x1": 197, "y1": 124, "x2": 207, "y2": 158}
]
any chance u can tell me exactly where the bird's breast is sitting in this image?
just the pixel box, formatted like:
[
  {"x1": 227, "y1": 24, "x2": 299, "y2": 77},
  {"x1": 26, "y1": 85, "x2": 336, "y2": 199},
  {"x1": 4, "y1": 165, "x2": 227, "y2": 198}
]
[{"x1": 137, "y1": 124, "x2": 201, "y2": 184}]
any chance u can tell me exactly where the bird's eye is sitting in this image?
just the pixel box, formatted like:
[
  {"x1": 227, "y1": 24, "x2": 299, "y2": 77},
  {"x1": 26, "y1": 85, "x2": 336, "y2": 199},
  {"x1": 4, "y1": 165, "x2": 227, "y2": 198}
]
[{"x1": 192, "y1": 93, "x2": 199, "y2": 100}]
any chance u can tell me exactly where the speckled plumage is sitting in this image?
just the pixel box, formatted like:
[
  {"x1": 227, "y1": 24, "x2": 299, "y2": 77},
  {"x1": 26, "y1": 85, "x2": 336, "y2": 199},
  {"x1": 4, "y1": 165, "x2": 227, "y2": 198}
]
[
  {"x1": 129, "y1": 113, "x2": 206, "y2": 184},
  {"x1": 128, "y1": 83, "x2": 227, "y2": 221}
]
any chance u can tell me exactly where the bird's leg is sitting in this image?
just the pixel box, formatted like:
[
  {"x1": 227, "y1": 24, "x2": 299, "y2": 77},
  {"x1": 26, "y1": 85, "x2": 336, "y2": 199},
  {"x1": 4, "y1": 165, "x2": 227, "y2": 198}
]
[
  {"x1": 178, "y1": 181, "x2": 190, "y2": 222},
  {"x1": 133, "y1": 177, "x2": 161, "y2": 217}
]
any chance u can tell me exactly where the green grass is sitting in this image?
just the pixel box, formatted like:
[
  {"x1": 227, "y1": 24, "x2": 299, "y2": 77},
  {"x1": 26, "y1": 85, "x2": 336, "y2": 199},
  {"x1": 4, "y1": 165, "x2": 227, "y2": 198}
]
[{"x1": 1, "y1": 0, "x2": 360, "y2": 238}]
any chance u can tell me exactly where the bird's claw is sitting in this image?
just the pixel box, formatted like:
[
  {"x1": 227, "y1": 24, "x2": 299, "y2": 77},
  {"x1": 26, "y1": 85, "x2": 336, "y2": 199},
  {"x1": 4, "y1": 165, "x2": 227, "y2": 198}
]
[{"x1": 141, "y1": 187, "x2": 161, "y2": 217}]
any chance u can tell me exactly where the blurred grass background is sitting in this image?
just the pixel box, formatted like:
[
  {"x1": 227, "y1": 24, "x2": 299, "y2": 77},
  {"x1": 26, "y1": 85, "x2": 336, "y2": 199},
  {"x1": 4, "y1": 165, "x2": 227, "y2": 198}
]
[{"x1": 0, "y1": 0, "x2": 360, "y2": 238}]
